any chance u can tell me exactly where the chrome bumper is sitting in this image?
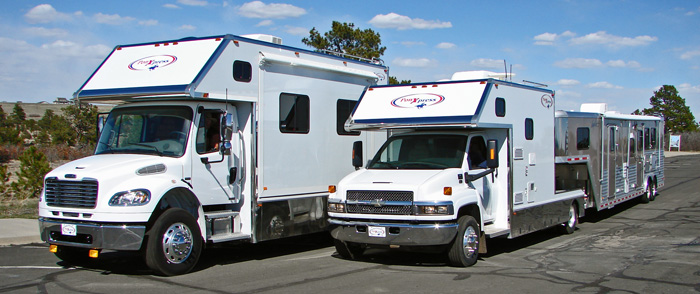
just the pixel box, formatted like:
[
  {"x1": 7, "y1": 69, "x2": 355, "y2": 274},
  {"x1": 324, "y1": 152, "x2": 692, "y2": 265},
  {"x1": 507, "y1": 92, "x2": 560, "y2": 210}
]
[
  {"x1": 39, "y1": 218, "x2": 146, "y2": 251},
  {"x1": 329, "y1": 219, "x2": 458, "y2": 246}
]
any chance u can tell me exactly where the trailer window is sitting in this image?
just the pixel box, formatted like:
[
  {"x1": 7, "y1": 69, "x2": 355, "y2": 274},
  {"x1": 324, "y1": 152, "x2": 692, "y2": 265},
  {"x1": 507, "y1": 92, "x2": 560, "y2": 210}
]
[
  {"x1": 630, "y1": 138, "x2": 636, "y2": 156},
  {"x1": 609, "y1": 128, "x2": 616, "y2": 151},
  {"x1": 495, "y1": 97, "x2": 506, "y2": 117},
  {"x1": 525, "y1": 118, "x2": 534, "y2": 140},
  {"x1": 637, "y1": 130, "x2": 644, "y2": 151},
  {"x1": 644, "y1": 128, "x2": 650, "y2": 149},
  {"x1": 576, "y1": 127, "x2": 590, "y2": 150},
  {"x1": 650, "y1": 128, "x2": 657, "y2": 149},
  {"x1": 233, "y1": 60, "x2": 252, "y2": 83},
  {"x1": 279, "y1": 93, "x2": 310, "y2": 133},
  {"x1": 336, "y1": 99, "x2": 360, "y2": 136},
  {"x1": 368, "y1": 135, "x2": 467, "y2": 170}
]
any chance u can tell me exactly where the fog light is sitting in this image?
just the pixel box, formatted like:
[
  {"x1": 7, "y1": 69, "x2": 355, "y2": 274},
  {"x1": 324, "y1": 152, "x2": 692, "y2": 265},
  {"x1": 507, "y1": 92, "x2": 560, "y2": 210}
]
[
  {"x1": 89, "y1": 249, "x2": 100, "y2": 258},
  {"x1": 49, "y1": 244, "x2": 58, "y2": 253}
]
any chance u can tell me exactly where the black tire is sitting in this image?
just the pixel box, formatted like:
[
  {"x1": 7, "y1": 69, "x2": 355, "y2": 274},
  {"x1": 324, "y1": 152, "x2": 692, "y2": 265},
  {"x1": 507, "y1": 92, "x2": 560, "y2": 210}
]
[
  {"x1": 334, "y1": 239, "x2": 364, "y2": 260},
  {"x1": 145, "y1": 208, "x2": 202, "y2": 276},
  {"x1": 650, "y1": 179, "x2": 658, "y2": 201},
  {"x1": 447, "y1": 215, "x2": 480, "y2": 267},
  {"x1": 262, "y1": 206, "x2": 287, "y2": 240},
  {"x1": 562, "y1": 202, "x2": 578, "y2": 234},
  {"x1": 641, "y1": 179, "x2": 653, "y2": 203}
]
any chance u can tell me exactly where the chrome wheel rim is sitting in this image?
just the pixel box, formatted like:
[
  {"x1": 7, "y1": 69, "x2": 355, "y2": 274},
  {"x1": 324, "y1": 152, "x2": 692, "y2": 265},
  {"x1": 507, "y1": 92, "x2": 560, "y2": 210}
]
[
  {"x1": 567, "y1": 205, "x2": 576, "y2": 228},
  {"x1": 162, "y1": 222, "x2": 193, "y2": 264},
  {"x1": 462, "y1": 226, "x2": 479, "y2": 259}
]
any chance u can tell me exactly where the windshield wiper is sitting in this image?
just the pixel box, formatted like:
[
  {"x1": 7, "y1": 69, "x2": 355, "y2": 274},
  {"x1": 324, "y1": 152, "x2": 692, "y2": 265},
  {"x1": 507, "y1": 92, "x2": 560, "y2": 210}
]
[{"x1": 131, "y1": 143, "x2": 164, "y2": 156}]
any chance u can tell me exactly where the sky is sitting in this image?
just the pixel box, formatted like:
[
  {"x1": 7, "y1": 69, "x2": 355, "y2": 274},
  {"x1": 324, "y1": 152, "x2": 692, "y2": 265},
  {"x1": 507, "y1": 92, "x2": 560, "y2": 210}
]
[{"x1": 1, "y1": 0, "x2": 699, "y2": 117}]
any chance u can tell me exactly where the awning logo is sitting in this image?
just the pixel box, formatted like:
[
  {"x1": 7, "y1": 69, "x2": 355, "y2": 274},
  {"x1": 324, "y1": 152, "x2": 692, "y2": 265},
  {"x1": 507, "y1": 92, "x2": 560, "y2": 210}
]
[
  {"x1": 128, "y1": 55, "x2": 177, "y2": 71},
  {"x1": 391, "y1": 94, "x2": 445, "y2": 109}
]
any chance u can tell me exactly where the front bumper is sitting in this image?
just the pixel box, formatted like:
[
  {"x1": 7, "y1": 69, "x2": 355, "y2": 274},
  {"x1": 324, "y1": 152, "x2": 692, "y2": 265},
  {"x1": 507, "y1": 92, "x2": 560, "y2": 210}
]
[
  {"x1": 329, "y1": 219, "x2": 458, "y2": 246},
  {"x1": 39, "y1": 218, "x2": 146, "y2": 251}
]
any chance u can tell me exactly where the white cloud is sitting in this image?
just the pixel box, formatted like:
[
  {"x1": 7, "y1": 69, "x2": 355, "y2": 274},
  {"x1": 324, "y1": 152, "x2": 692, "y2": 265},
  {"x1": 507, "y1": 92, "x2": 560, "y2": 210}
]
[
  {"x1": 93, "y1": 13, "x2": 135, "y2": 25},
  {"x1": 178, "y1": 0, "x2": 209, "y2": 6},
  {"x1": 587, "y1": 81, "x2": 623, "y2": 89},
  {"x1": 393, "y1": 57, "x2": 433, "y2": 67},
  {"x1": 436, "y1": 42, "x2": 456, "y2": 49},
  {"x1": 401, "y1": 41, "x2": 425, "y2": 47},
  {"x1": 238, "y1": 1, "x2": 306, "y2": 19},
  {"x1": 606, "y1": 60, "x2": 641, "y2": 68},
  {"x1": 369, "y1": 13, "x2": 452, "y2": 30},
  {"x1": 40, "y1": 40, "x2": 111, "y2": 57},
  {"x1": 24, "y1": 4, "x2": 74, "y2": 24},
  {"x1": 22, "y1": 27, "x2": 68, "y2": 38},
  {"x1": 533, "y1": 31, "x2": 576, "y2": 45},
  {"x1": 285, "y1": 26, "x2": 308, "y2": 36},
  {"x1": 681, "y1": 49, "x2": 700, "y2": 60},
  {"x1": 470, "y1": 58, "x2": 506, "y2": 69},
  {"x1": 256, "y1": 20, "x2": 274, "y2": 27},
  {"x1": 556, "y1": 79, "x2": 581, "y2": 86},
  {"x1": 163, "y1": 4, "x2": 181, "y2": 9},
  {"x1": 139, "y1": 19, "x2": 159, "y2": 26},
  {"x1": 179, "y1": 24, "x2": 196, "y2": 30},
  {"x1": 569, "y1": 31, "x2": 657, "y2": 48},
  {"x1": 554, "y1": 58, "x2": 604, "y2": 69}
]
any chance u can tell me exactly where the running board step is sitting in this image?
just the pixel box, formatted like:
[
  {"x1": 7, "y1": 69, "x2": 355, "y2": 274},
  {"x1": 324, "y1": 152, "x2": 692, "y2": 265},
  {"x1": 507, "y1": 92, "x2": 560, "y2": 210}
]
[
  {"x1": 209, "y1": 233, "x2": 250, "y2": 243},
  {"x1": 483, "y1": 224, "x2": 510, "y2": 238},
  {"x1": 205, "y1": 211, "x2": 241, "y2": 242}
]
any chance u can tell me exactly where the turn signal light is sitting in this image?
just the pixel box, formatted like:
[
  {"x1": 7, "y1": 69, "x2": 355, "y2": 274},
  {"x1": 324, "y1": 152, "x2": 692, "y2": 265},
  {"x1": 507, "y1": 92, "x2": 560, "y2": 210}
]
[
  {"x1": 444, "y1": 187, "x2": 452, "y2": 195},
  {"x1": 49, "y1": 244, "x2": 58, "y2": 253},
  {"x1": 89, "y1": 249, "x2": 100, "y2": 258},
  {"x1": 328, "y1": 185, "x2": 337, "y2": 193}
]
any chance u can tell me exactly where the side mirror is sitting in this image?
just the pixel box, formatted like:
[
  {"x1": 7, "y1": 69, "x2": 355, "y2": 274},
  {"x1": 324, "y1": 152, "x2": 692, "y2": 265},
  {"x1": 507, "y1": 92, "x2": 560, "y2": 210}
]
[
  {"x1": 486, "y1": 139, "x2": 499, "y2": 169},
  {"x1": 352, "y1": 141, "x2": 363, "y2": 168},
  {"x1": 220, "y1": 113, "x2": 236, "y2": 155}
]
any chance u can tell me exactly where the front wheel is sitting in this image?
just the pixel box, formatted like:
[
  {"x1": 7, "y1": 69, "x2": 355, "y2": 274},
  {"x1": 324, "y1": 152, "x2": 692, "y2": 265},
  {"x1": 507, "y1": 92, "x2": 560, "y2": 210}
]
[
  {"x1": 447, "y1": 215, "x2": 480, "y2": 267},
  {"x1": 145, "y1": 208, "x2": 202, "y2": 276}
]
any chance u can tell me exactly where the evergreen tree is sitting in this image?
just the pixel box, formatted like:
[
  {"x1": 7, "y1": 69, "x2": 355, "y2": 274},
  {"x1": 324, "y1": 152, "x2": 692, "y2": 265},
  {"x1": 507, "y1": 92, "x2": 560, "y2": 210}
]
[
  {"x1": 11, "y1": 146, "x2": 51, "y2": 199},
  {"x1": 63, "y1": 102, "x2": 98, "y2": 145},
  {"x1": 636, "y1": 85, "x2": 698, "y2": 133},
  {"x1": 302, "y1": 21, "x2": 386, "y2": 60}
]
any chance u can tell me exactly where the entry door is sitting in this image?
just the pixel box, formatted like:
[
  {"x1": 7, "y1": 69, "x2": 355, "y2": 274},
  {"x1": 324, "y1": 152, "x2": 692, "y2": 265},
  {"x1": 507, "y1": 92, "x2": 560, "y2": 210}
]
[
  {"x1": 191, "y1": 107, "x2": 242, "y2": 204},
  {"x1": 466, "y1": 135, "x2": 494, "y2": 221},
  {"x1": 605, "y1": 125, "x2": 617, "y2": 201}
]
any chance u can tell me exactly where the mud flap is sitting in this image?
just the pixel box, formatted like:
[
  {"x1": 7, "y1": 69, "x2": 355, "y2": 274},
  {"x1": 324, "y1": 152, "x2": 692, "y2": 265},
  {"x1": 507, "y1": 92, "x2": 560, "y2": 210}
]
[{"x1": 478, "y1": 231, "x2": 487, "y2": 254}]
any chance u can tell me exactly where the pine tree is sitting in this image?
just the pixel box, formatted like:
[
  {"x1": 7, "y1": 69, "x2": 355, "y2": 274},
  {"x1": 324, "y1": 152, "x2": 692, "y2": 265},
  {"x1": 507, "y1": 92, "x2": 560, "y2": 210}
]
[
  {"x1": 637, "y1": 85, "x2": 698, "y2": 133},
  {"x1": 11, "y1": 146, "x2": 51, "y2": 199}
]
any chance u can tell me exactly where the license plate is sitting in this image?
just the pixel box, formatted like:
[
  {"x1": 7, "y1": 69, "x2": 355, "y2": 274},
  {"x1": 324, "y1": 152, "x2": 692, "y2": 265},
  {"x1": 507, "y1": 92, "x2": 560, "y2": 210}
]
[
  {"x1": 61, "y1": 224, "x2": 77, "y2": 236},
  {"x1": 368, "y1": 226, "x2": 386, "y2": 238}
]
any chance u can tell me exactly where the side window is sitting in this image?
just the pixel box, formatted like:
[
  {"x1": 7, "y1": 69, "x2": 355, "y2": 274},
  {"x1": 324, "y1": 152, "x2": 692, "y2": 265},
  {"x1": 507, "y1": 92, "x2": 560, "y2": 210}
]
[
  {"x1": 644, "y1": 128, "x2": 650, "y2": 150},
  {"x1": 233, "y1": 60, "x2": 252, "y2": 83},
  {"x1": 279, "y1": 93, "x2": 310, "y2": 134},
  {"x1": 468, "y1": 136, "x2": 487, "y2": 169},
  {"x1": 650, "y1": 128, "x2": 657, "y2": 149},
  {"x1": 525, "y1": 118, "x2": 534, "y2": 140},
  {"x1": 609, "y1": 128, "x2": 616, "y2": 151},
  {"x1": 576, "y1": 127, "x2": 590, "y2": 150},
  {"x1": 637, "y1": 130, "x2": 644, "y2": 151},
  {"x1": 630, "y1": 138, "x2": 636, "y2": 156},
  {"x1": 196, "y1": 111, "x2": 221, "y2": 154},
  {"x1": 337, "y1": 99, "x2": 360, "y2": 136},
  {"x1": 495, "y1": 97, "x2": 506, "y2": 117}
]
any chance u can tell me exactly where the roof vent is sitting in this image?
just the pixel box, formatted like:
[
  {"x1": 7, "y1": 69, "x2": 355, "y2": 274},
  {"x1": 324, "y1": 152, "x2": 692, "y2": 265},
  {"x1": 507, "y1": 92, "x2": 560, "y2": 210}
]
[{"x1": 241, "y1": 34, "x2": 282, "y2": 45}]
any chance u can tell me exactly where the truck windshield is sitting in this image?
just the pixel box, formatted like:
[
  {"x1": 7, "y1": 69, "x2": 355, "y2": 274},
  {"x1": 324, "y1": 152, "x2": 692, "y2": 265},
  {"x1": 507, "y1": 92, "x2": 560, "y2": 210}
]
[
  {"x1": 368, "y1": 135, "x2": 467, "y2": 170},
  {"x1": 95, "y1": 106, "x2": 193, "y2": 157}
]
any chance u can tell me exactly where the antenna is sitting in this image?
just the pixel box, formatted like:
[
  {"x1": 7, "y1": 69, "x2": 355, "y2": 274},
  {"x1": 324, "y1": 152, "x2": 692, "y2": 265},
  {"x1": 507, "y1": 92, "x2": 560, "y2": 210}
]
[
  {"x1": 509, "y1": 64, "x2": 512, "y2": 82},
  {"x1": 503, "y1": 60, "x2": 508, "y2": 80}
]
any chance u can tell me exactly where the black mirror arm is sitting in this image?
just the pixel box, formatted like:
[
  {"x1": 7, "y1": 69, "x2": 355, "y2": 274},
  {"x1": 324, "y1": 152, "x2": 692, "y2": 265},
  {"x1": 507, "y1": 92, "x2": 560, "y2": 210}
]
[{"x1": 464, "y1": 168, "x2": 496, "y2": 183}]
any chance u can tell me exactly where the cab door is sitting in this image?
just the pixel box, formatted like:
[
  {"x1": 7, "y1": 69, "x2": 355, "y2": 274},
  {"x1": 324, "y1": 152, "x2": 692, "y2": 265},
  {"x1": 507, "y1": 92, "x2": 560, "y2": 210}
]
[{"x1": 190, "y1": 106, "x2": 242, "y2": 204}]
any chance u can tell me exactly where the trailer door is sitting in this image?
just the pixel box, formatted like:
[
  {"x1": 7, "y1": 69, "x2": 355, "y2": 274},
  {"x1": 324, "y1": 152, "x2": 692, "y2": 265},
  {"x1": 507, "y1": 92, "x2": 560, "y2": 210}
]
[{"x1": 604, "y1": 125, "x2": 618, "y2": 203}]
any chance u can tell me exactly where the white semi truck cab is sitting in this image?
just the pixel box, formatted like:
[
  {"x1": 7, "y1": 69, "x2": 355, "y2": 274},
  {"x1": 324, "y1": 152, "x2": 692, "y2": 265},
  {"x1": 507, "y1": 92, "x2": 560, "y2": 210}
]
[{"x1": 328, "y1": 72, "x2": 587, "y2": 266}]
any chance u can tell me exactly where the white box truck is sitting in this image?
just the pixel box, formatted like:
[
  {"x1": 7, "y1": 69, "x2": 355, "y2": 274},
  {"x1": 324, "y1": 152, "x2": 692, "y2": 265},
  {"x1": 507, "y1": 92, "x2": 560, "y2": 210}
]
[
  {"x1": 38, "y1": 34, "x2": 388, "y2": 275},
  {"x1": 328, "y1": 72, "x2": 663, "y2": 266}
]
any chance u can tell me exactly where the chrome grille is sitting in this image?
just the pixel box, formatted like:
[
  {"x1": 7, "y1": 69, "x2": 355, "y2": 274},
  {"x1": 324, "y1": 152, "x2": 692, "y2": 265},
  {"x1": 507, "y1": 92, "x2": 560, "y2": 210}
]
[
  {"x1": 44, "y1": 178, "x2": 98, "y2": 208},
  {"x1": 347, "y1": 190, "x2": 413, "y2": 202},
  {"x1": 346, "y1": 190, "x2": 413, "y2": 215}
]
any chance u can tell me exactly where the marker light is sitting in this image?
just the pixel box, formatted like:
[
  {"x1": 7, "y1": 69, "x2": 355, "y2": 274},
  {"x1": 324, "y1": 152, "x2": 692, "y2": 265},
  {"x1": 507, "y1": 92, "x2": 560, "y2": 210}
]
[
  {"x1": 443, "y1": 187, "x2": 452, "y2": 196},
  {"x1": 328, "y1": 185, "x2": 337, "y2": 193},
  {"x1": 89, "y1": 249, "x2": 100, "y2": 258}
]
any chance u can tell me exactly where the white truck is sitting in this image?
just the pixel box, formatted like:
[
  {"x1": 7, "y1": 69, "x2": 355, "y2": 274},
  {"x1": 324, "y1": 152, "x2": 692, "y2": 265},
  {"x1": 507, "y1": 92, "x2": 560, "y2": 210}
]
[
  {"x1": 38, "y1": 34, "x2": 388, "y2": 275},
  {"x1": 328, "y1": 71, "x2": 663, "y2": 266}
]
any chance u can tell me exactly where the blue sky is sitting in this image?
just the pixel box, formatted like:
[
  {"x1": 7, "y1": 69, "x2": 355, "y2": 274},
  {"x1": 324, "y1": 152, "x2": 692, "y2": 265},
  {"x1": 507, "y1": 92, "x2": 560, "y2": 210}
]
[{"x1": 1, "y1": 1, "x2": 699, "y2": 117}]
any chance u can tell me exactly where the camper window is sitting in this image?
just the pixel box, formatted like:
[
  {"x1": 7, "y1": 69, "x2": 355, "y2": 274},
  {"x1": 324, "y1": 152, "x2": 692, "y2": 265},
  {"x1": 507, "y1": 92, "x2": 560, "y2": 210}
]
[
  {"x1": 279, "y1": 93, "x2": 310, "y2": 133},
  {"x1": 576, "y1": 127, "x2": 590, "y2": 150},
  {"x1": 525, "y1": 118, "x2": 534, "y2": 140},
  {"x1": 336, "y1": 99, "x2": 360, "y2": 136},
  {"x1": 233, "y1": 60, "x2": 252, "y2": 82},
  {"x1": 495, "y1": 97, "x2": 506, "y2": 117}
]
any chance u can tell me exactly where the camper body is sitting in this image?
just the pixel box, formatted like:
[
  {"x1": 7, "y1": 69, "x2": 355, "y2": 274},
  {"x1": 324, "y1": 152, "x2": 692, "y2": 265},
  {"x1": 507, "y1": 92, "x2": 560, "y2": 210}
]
[
  {"x1": 38, "y1": 34, "x2": 388, "y2": 275},
  {"x1": 328, "y1": 73, "x2": 587, "y2": 266},
  {"x1": 555, "y1": 104, "x2": 664, "y2": 210}
]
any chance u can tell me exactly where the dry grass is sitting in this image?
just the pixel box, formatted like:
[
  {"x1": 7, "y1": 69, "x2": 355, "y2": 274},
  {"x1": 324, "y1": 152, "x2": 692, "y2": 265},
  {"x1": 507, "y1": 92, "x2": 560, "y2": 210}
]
[{"x1": 0, "y1": 198, "x2": 38, "y2": 219}]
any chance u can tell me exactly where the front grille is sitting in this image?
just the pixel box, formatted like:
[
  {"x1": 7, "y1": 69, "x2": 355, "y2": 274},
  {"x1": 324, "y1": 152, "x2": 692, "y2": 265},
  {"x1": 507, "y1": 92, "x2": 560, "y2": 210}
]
[
  {"x1": 45, "y1": 178, "x2": 99, "y2": 208},
  {"x1": 347, "y1": 190, "x2": 413, "y2": 202},
  {"x1": 346, "y1": 190, "x2": 413, "y2": 215}
]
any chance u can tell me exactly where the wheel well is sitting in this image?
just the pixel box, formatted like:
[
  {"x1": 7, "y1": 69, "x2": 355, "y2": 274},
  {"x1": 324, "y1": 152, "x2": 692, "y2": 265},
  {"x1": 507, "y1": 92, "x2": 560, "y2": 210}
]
[
  {"x1": 456, "y1": 204, "x2": 481, "y2": 227},
  {"x1": 147, "y1": 188, "x2": 201, "y2": 229}
]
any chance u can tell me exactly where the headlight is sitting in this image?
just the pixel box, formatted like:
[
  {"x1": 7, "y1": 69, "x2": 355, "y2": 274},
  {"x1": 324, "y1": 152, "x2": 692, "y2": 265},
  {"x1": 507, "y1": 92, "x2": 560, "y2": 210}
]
[
  {"x1": 328, "y1": 202, "x2": 345, "y2": 213},
  {"x1": 109, "y1": 189, "x2": 151, "y2": 206},
  {"x1": 417, "y1": 205, "x2": 451, "y2": 215}
]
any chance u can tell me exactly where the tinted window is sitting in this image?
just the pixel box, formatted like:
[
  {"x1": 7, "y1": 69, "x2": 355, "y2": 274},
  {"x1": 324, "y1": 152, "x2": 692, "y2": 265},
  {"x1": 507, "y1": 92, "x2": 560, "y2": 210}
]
[
  {"x1": 576, "y1": 127, "x2": 590, "y2": 150},
  {"x1": 233, "y1": 60, "x2": 252, "y2": 82},
  {"x1": 337, "y1": 99, "x2": 360, "y2": 136},
  {"x1": 279, "y1": 93, "x2": 310, "y2": 133},
  {"x1": 525, "y1": 118, "x2": 534, "y2": 140},
  {"x1": 495, "y1": 97, "x2": 506, "y2": 117}
]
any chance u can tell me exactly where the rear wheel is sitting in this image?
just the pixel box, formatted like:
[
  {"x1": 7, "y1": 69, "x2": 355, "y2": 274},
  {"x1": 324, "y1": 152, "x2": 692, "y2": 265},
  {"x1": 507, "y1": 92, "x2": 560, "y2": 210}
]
[
  {"x1": 562, "y1": 202, "x2": 578, "y2": 234},
  {"x1": 650, "y1": 179, "x2": 658, "y2": 201},
  {"x1": 145, "y1": 208, "x2": 202, "y2": 276},
  {"x1": 334, "y1": 239, "x2": 364, "y2": 260},
  {"x1": 641, "y1": 179, "x2": 653, "y2": 203},
  {"x1": 447, "y1": 215, "x2": 480, "y2": 267}
]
